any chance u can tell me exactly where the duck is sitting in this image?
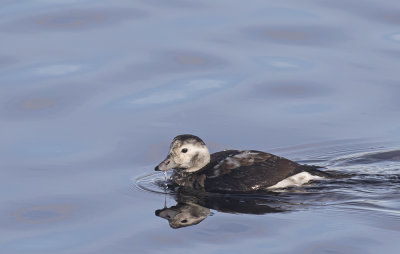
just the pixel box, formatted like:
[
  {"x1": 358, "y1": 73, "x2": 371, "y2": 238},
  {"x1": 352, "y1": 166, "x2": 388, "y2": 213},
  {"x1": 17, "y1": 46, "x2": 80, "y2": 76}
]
[{"x1": 155, "y1": 134, "x2": 329, "y2": 193}]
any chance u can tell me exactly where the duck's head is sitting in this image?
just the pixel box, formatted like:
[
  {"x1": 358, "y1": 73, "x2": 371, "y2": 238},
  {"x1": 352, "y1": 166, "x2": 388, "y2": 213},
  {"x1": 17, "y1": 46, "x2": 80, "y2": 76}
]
[{"x1": 155, "y1": 134, "x2": 210, "y2": 173}]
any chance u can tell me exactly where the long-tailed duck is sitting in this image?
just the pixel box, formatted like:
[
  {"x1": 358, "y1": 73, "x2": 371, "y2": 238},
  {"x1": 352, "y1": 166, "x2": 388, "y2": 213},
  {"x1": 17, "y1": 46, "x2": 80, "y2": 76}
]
[{"x1": 155, "y1": 134, "x2": 329, "y2": 193}]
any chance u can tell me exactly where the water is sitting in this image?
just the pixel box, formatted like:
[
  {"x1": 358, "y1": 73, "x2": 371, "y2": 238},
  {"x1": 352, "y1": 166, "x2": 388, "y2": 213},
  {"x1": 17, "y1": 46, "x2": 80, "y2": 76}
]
[{"x1": 1, "y1": 0, "x2": 400, "y2": 253}]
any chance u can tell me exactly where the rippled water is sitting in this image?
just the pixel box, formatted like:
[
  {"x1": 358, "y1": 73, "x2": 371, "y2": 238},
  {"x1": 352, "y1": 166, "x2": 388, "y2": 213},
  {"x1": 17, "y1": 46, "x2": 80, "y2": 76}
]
[{"x1": 1, "y1": 0, "x2": 400, "y2": 253}]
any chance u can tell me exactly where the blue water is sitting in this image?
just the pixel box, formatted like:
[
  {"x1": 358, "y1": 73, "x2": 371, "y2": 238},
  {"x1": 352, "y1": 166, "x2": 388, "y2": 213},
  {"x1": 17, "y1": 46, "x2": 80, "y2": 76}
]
[{"x1": 1, "y1": 0, "x2": 400, "y2": 253}]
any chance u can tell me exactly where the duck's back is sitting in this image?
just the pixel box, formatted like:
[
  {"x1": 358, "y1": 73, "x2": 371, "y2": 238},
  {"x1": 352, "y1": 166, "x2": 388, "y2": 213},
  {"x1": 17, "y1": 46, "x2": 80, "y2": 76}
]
[{"x1": 201, "y1": 150, "x2": 305, "y2": 193}]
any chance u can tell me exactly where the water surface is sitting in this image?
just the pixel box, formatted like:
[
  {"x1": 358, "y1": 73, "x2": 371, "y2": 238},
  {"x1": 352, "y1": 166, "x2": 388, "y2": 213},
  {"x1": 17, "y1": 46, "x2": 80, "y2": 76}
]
[{"x1": 1, "y1": 0, "x2": 400, "y2": 253}]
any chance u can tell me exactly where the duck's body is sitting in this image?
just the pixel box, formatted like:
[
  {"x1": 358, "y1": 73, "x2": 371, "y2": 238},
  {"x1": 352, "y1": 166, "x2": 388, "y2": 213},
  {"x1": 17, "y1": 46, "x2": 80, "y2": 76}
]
[
  {"x1": 171, "y1": 149, "x2": 327, "y2": 193},
  {"x1": 155, "y1": 135, "x2": 328, "y2": 193}
]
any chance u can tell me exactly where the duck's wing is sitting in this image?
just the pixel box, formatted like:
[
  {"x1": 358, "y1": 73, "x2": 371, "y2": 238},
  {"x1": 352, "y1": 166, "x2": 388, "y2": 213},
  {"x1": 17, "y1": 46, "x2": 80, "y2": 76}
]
[{"x1": 203, "y1": 150, "x2": 300, "y2": 193}]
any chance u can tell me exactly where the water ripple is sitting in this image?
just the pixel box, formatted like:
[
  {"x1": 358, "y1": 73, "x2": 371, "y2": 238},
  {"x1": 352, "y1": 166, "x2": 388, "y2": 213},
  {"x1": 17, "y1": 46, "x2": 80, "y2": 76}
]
[
  {"x1": 0, "y1": 7, "x2": 145, "y2": 32},
  {"x1": 106, "y1": 76, "x2": 238, "y2": 110}
]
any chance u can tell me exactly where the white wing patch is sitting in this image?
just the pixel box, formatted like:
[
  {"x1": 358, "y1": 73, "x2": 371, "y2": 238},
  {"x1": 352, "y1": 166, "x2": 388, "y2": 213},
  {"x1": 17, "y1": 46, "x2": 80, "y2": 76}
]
[
  {"x1": 267, "y1": 172, "x2": 324, "y2": 189},
  {"x1": 211, "y1": 151, "x2": 255, "y2": 176},
  {"x1": 232, "y1": 151, "x2": 259, "y2": 159}
]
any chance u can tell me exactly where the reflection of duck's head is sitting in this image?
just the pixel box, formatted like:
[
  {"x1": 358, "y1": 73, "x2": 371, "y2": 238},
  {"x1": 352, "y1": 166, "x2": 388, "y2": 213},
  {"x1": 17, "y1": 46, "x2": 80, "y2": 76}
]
[
  {"x1": 155, "y1": 134, "x2": 210, "y2": 173},
  {"x1": 155, "y1": 203, "x2": 210, "y2": 229}
]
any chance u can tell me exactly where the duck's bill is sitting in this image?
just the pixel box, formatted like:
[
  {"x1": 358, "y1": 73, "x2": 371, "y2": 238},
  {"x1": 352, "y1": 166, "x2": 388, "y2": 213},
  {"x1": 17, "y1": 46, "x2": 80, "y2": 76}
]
[{"x1": 154, "y1": 155, "x2": 177, "y2": 171}]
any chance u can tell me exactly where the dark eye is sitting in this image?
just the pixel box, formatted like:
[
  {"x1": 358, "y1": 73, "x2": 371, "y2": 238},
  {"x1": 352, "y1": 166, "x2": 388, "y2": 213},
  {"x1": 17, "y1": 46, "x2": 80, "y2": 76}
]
[{"x1": 181, "y1": 148, "x2": 188, "y2": 153}]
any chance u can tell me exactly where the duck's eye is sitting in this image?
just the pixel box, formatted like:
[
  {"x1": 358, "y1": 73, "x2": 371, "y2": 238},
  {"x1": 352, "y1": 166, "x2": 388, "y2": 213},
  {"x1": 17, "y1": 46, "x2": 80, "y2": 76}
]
[{"x1": 181, "y1": 148, "x2": 188, "y2": 153}]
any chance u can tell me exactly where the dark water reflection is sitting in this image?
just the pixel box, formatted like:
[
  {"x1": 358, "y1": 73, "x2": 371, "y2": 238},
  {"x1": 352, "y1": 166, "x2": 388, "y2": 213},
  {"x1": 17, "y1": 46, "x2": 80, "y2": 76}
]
[{"x1": 1, "y1": 0, "x2": 400, "y2": 253}]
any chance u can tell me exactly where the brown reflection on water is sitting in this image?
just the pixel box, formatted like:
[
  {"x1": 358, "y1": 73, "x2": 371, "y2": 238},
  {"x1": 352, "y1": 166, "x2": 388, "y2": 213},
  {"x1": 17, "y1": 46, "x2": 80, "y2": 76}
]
[
  {"x1": 35, "y1": 11, "x2": 105, "y2": 29},
  {"x1": 175, "y1": 55, "x2": 207, "y2": 65},
  {"x1": 317, "y1": 1, "x2": 400, "y2": 25},
  {"x1": 244, "y1": 26, "x2": 346, "y2": 46},
  {"x1": 19, "y1": 98, "x2": 58, "y2": 111},
  {"x1": 108, "y1": 50, "x2": 227, "y2": 83},
  {"x1": 13, "y1": 204, "x2": 77, "y2": 224},
  {"x1": 1, "y1": 83, "x2": 94, "y2": 120},
  {"x1": 381, "y1": 12, "x2": 400, "y2": 25},
  {"x1": 0, "y1": 8, "x2": 145, "y2": 32}
]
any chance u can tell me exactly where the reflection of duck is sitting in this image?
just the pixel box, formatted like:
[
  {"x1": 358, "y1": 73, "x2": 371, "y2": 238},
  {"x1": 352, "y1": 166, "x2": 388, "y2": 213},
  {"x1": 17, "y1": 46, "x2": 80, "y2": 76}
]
[
  {"x1": 155, "y1": 191, "x2": 288, "y2": 228},
  {"x1": 155, "y1": 134, "x2": 330, "y2": 193},
  {"x1": 156, "y1": 202, "x2": 210, "y2": 229}
]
